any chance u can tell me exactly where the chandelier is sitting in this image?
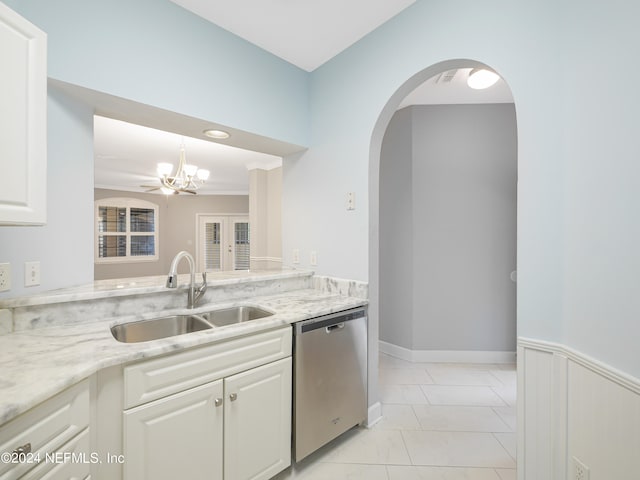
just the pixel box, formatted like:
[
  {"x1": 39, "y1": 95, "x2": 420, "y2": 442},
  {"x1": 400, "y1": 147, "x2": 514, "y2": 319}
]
[{"x1": 156, "y1": 142, "x2": 210, "y2": 194}]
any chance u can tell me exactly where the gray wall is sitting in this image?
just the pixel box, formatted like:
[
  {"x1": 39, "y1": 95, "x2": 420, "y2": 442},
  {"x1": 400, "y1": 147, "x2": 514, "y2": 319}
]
[
  {"x1": 94, "y1": 189, "x2": 248, "y2": 280},
  {"x1": 379, "y1": 107, "x2": 413, "y2": 349},
  {"x1": 380, "y1": 104, "x2": 517, "y2": 352}
]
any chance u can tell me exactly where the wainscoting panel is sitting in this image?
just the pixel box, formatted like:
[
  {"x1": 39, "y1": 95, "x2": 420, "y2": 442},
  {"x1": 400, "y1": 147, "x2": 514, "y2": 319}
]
[
  {"x1": 567, "y1": 361, "x2": 640, "y2": 479},
  {"x1": 518, "y1": 344, "x2": 554, "y2": 480},
  {"x1": 518, "y1": 338, "x2": 640, "y2": 480}
]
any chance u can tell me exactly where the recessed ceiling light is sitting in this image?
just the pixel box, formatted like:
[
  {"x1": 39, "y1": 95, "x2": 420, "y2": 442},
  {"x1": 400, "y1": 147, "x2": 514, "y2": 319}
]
[
  {"x1": 203, "y1": 129, "x2": 230, "y2": 139},
  {"x1": 467, "y1": 68, "x2": 500, "y2": 90}
]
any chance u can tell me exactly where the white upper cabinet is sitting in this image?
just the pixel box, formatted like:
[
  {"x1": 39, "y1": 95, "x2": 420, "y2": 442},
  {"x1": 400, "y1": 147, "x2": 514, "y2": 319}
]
[{"x1": 0, "y1": 3, "x2": 46, "y2": 225}]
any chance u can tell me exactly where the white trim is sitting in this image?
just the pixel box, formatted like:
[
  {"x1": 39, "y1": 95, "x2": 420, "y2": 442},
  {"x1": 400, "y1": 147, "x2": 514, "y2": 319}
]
[
  {"x1": 379, "y1": 340, "x2": 413, "y2": 361},
  {"x1": 518, "y1": 337, "x2": 640, "y2": 395},
  {"x1": 245, "y1": 160, "x2": 282, "y2": 171},
  {"x1": 379, "y1": 340, "x2": 516, "y2": 364},
  {"x1": 250, "y1": 256, "x2": 283, "y2": 270},
  {"x1": 366, "y1": 402, "x2": 382, "y2": 428},
  {"x1": 249, "y1": 256, "x2": 283, "y2": 263}
]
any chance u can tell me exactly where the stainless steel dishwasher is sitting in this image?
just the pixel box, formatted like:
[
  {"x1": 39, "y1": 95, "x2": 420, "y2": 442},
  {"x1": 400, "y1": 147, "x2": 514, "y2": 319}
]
[{"x1": 293, "y1": 307, "x2": 367, "y2": 462}]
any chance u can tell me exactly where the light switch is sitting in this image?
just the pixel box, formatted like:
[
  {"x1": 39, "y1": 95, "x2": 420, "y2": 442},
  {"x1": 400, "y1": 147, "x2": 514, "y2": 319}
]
[
  {"x1": 25, "y1": 261, "x2": 40, "y2": 287},
  {"x1": 310, "y1": 251, "x2": 317, "y2": 266},
  {"x1": 292, "y1": 249, "x2": 300, "y2": 264}
]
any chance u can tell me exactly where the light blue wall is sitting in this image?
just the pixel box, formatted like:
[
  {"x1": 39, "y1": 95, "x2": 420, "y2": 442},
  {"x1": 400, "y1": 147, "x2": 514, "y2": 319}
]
[
  {"x1": 284, "y1": 0, "x2": 640, "y2": 378},
  {"x1": 0, "y1": 87, "x2": 94, "y2": 298},
  {"x1": 3, "y1": 0, "x2": 309, "y2": 147},
  {"x1": 0, "y1": 0, "x2": 308, "y2": 298},
  {"x1": 284, "y1": 0, "x2": 565, "y2": 337},
  {"x1": 559, "y1": 0, "x2": 640, "y2": 376}
]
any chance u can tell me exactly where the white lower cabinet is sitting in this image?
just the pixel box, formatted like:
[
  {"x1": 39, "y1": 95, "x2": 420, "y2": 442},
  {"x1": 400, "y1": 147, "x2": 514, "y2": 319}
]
[
  {"x1": 0, "y1": 380, "x2": 90, "y2": 480},
  {"x1": 122, "y1": 327, "x2": 292, "y2": 480},
  {"x1": 224, "y1": 358, "x2": 292, "y2": 480},
  {"x1": 123, "y1": 380, "x2": 224, "y2": 480}
]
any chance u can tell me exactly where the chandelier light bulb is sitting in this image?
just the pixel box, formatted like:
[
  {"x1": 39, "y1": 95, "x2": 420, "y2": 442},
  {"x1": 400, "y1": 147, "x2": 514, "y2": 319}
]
[
  {"x1": 153, "y1": 142, "x2": 209, "y2": 194},
  {"x1": 183, "y1": 164, "x2": 198, "y2": 177}
]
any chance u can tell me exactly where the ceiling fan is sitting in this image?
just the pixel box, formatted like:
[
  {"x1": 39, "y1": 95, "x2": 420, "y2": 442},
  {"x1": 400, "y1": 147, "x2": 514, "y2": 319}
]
[{"x1": 138, "y1": 183, "x2": 196, "y2": 194}]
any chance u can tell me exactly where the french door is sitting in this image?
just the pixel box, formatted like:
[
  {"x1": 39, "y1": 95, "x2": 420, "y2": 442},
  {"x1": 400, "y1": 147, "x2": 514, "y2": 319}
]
[{"x1": 197, "y1": 215, "x2": 250, "y2": 272}]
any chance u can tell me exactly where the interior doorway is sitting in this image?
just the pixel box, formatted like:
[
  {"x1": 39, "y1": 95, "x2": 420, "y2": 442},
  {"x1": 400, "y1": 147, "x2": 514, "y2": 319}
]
[
  {"x1": 196, "y1": 214, "x2": 250, "y2": 272},
  {"x1": 375, "y1": 62, "x2": 517, "y2": 362}
]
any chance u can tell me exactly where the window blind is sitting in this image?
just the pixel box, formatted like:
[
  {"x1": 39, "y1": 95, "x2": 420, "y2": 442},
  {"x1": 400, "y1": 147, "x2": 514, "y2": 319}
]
[
  {"x1": 205, "y1": 222, "x2": 222, "y2": 270},
  {"x1": 234, "y1": 222, "x2": 250, "y2": 270}
]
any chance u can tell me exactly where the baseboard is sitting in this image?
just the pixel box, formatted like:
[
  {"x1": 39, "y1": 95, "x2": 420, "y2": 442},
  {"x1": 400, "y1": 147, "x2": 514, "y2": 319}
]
[
  {"x1": 379, "y1": 340, "x2": 516, "y2": 364},
  {"x1": 366, "y1": 401, "x2": 382, "y2": 427}
]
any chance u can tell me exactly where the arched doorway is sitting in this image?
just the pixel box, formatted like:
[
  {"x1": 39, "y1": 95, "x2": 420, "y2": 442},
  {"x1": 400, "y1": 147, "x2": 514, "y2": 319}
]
[{"x1": 367, "y1": 59, "x2": 517, "y2": 422}]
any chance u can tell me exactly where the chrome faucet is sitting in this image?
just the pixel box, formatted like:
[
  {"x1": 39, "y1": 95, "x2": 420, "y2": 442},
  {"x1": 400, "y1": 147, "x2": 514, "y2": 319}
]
[{"x1": 166, "y1": 251, "x2": 207, "y2": 309}]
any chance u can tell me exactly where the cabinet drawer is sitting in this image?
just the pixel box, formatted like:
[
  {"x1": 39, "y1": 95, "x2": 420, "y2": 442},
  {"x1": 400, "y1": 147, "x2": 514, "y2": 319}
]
[
  {"x1": 124, "y1": 327, "x2": 291, "y2": 409},
  {"x1": 0, "y1": 380, "x2": 89, "y2": 480},
  {"x1": 19, "y1": 428, "x2": 90, "y2": 480}
]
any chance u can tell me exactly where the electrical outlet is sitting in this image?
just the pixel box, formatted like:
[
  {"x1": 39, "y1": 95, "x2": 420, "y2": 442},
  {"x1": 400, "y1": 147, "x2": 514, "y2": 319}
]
[
  {"x1": 292, "y1": 249, "x2": 300, "y2": 264},
  {"x1": 310, "y1": 251, "x2": 317, "y2": 266},
  {"x1": 573, "y1": 457, "x2": 590, "y2": 480},
  {"x1": 0, "y1": 263, "x2": 11, "y2": 292},
  {"x1": 347, "y1": 192, "x2": 356, "y2": 210},
  {"x1": 24, "y1": 261, "x2": 40, "y2": 287}
]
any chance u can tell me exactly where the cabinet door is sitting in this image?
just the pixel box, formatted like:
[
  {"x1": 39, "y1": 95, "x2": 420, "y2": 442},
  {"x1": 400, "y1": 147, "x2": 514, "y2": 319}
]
[
  {"x1": 123, "y1": 380, "x2": 223, "y2": 480},
  {"x1": 224, "y1": 357, "x2": 292, "y2": 480},
  {"x1": 0, "y1": 3, "x2": 46, "y2": 225}
]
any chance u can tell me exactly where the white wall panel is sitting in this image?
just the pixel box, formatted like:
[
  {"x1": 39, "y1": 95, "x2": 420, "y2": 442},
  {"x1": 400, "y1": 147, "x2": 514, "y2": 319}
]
[{"x1": 519, "y1": 338, "x2": 640, "y2": 480}]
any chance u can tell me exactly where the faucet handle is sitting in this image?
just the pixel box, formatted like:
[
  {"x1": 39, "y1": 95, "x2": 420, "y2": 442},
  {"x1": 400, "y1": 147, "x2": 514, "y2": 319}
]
[{"x1": 201, "y1": 272, "x2": 207, "y2": 284}]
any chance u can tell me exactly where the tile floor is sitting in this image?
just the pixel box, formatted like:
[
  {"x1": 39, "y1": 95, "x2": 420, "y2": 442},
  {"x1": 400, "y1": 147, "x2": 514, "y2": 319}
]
[{"x1": 277, "y1": 353, "x2": 517, "y2": 480}]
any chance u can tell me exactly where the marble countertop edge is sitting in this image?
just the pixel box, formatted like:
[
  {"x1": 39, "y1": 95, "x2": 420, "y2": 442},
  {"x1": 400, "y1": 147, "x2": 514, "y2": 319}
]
[{"x1": 0, "y1": 288, "x2": 367, "y2": 425}]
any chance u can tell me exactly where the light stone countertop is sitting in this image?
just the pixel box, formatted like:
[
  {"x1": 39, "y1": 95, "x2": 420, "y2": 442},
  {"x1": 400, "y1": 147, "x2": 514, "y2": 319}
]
[
  {"x1": 0, "y1": 287, "x2": 367, "y2": 426},
  {"x1": 0, "y1": 269, "x2": 313, "y2": 308}
]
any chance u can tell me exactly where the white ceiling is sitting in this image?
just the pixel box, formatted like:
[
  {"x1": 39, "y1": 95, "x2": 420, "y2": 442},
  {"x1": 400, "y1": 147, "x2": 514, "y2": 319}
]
[
  {"x1": 94, "y1": 116, "x2": 281, "y2": 195},
  {"x1": 170, "y1": 0, "x2": 416, "y2": 72}
]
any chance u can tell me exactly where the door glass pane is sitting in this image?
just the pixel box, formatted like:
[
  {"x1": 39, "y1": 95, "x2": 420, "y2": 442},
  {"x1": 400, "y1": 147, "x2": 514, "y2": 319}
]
[
  {"x1": 130, "y1": 208, "x2": 155, "y2": 232},
  {"x1": 98, "y1": 235, "x2": 126, "y2": 258},
  {"x1": 234, "y1": 222, "x2": 250, "y2": 270},
  {"x1": 98, "y1": 206, "x2": 126, "y2": 232},
  {"x1": 130, "y1": 236, "x2": 155, "y2": 256},
  {"x1": 205, "y1": 222, "x2": 221, "y2": 270}
]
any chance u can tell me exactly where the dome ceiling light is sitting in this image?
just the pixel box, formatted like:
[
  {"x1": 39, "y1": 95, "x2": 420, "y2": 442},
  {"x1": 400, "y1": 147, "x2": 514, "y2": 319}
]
[
  {"x1": 467, "y1": 68, "x2": 500, "y2": 90},
  {"x1": 203, "y1": 129, "x2": 230, "y2": 139}
]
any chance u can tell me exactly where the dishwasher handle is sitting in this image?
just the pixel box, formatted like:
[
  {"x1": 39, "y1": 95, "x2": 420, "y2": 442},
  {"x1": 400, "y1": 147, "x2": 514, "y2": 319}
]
[
  {"x1": 297, "y1": 307, "x2": 366, "y2": 334},
  {"x1": 326, "y1": 322, "x2": 345, "y2": 333}
]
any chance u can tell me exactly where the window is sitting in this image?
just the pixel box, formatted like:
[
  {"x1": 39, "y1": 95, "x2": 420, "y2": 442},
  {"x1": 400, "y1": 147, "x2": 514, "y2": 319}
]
[{"x1": 95, "y1": 198, "x2": 159, "y2": 263}]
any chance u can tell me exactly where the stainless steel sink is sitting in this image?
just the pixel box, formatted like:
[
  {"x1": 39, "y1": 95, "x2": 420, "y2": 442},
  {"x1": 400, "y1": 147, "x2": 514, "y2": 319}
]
[
  {"x1": 111, "y1": 315, "x2": 213, "y2": 343},
  {"x1": 200, "y1": 306, "x2": 273, "y2": 327}
]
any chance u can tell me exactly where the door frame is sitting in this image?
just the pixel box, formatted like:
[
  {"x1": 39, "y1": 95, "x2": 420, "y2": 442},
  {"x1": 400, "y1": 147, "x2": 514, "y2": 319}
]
[{"x1": 195, "y1": 213, "x2": 249, "y2": 272}]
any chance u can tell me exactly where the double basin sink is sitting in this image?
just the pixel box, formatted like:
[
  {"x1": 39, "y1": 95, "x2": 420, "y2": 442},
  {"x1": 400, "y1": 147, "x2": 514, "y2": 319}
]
[{"x1": 111, "y1": 306, "x2": 273, "y2": 343}]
